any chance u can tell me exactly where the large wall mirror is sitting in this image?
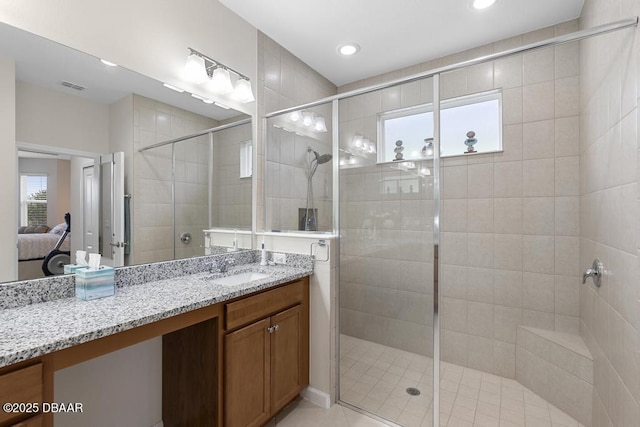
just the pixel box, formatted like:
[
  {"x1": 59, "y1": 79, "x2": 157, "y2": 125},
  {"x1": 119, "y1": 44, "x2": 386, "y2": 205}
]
[{"x1": 1, "y1": 21, "x2": 252, "y2": 283}]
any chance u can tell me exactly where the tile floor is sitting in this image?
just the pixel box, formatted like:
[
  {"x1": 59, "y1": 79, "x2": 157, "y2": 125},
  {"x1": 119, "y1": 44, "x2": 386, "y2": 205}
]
[{"x1": 337, "y1": 335, "x2": 584, "y2": 427}]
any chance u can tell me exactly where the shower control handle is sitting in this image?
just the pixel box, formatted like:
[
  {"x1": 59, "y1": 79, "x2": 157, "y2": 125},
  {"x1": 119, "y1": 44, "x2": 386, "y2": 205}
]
[{"x1": 582, "y1": 259, "x2": 603, "y2": 287}]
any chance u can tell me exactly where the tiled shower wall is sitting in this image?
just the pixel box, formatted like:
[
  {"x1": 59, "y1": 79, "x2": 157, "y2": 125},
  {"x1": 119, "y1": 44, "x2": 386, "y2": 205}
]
[
  {"x1": 266, "y1": 115, "x2": 333, "y2": 232},
  {"x1": 211, "y1": 122, "x2": 253, "y2": 230},
  {"x1": 133, "y1": 94, "x2": 217, "y2": 264},
  {"x1": 257, "y1": 32, "x2": 337, "y2": 231},
  {"x1": 338, "y1": 21, "x2": 582, "y2": 378},
  {"x1": 579, "y1": 0, "x2": 640, "y2": 425}
]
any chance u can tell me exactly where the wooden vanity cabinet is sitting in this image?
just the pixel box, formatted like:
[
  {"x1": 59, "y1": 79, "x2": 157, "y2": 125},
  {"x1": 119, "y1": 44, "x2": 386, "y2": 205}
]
[
  {"x1": 162, "y1": 277, "x2": 309, "y2": 427},
  {"x1": 0, "y1": 363, "x2": 43, "y2": 427},
  {"x1": 224, "y1": 279, "x2": 309, "y2": 427}
]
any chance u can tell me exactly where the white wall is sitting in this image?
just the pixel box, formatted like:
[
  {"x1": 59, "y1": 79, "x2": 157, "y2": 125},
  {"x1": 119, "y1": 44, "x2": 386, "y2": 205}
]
[
  {"x1": 18, "y1": 157, "x2": 71, "y2": 227},
  {"x1": 16, "y1": 80, "x2": 110, "y2": 152},
  {"x1": 0, "y1": 59, "x2": 16, "y2": 282},
  {"x1": 0, "y1": 0, "x2": 257, "y2": 115}
]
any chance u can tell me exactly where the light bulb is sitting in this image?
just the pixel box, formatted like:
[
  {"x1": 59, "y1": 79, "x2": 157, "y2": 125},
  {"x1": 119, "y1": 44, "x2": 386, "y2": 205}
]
[
  {"x1": 209, "y1": 67, "x2": 233, "y2": 94},
  {"x1": 290, "y1": 111, "x2": 301, "y2": 122},
  {"x1": 472, "y1": 0, "x2": 497, "y2": 9},
  {"x1": 302, "y1": 112, "x2": 314, "y2": 127},
  {"x1": 314, "y1": 116, "x2": 327, "y2": 132},
  {"x1": 184, "y1": 53, "x2": 208, "y2": 83},
  {"x1": 349, "y1": 157, "x2": 356, "y2": 165},
  {"x1": 353, "y1": 135, "x2": 363, "y2": 148},
  {"x1": 232, "y1": 78, "x2": 255, "y2": 103},
  {"x1": 340, "y1": 158, "x2": 345, "y2": 166}
]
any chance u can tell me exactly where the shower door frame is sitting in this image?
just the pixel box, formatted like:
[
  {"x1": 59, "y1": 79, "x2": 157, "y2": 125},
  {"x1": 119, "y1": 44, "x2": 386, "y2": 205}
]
[{"x1": 262, "y1": 16, "x2": 638, "y2": 426}]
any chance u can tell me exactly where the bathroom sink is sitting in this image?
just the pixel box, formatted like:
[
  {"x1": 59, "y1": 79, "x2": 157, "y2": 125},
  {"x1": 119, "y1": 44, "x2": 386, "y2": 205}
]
[{"x1": 208, "y1": 271, "x2": 270, "y2": 286}]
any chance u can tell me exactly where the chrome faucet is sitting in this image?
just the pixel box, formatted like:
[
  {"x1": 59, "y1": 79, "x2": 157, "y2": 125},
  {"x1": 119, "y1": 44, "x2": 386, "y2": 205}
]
[
  {"x1": 582, "y1": 259, "x2": 603, "y2": 287},
  {"x1": 209, "y1": 258, "x2": 234, "y2": 273}
]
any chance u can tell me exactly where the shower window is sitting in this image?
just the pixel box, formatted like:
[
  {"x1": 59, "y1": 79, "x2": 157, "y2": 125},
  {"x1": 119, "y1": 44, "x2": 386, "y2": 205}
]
[{"x1": 377, "y1": 89, "x2": 502, "y2": 161}]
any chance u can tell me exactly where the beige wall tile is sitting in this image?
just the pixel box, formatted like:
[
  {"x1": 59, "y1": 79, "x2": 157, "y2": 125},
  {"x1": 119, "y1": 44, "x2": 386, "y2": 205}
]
[
  {"x1": 523, "y1": 119, "x2": 555, "y2": 160},
  {"x1": 523, "y1": 159, "x2": 555, "y2": 197},
  {"x1": 523, "y1": 235, "x2": 555, "y2": 273},
  {"x1": 523, "y1": 197, "x2": 554, "y2": 235},
  {"x1": 523, "y1": 272, "x2": 555, "y2": 312},
  {"x1": 494, "y1": 198, "x2": 523, "y2": 234},
  {"x1": 523, "y1": 81, "x2": 555, "y2": 122},
  {"x1": 523, "y1": 49, "x2": 555, "y2": 85},
  {"x1": 494, "y1": 234, "x2": 523, "y2": 271},
  {"x1": 493, "y1": 270, "x2": 523, "y2": 308},
  {"x1": 494, "y1": 162, "x2": 523, "y2": 198},
  {"x1": 468, "y1": 199, "x2": 494, "y2": 233}
]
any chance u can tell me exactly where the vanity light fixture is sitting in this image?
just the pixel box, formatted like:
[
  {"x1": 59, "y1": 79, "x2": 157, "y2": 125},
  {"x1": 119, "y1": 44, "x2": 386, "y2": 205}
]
[
  {"x1": 100, "y1": 59, "x2": 118, "y2": 67},
  {"x1": 185, "y1": 47, "x2": 255, "y2": 103},
  {"x1": 472, "y1": 0, "x2": 497, "y2": 9},
  {"x1": 184, "y1": 51, "x2": 209, "y2": 83},
  {"x1": 338, "y1": 42, "x2": 360, "y2": 56},
  {"x1": 210, "y1": 67, "x2": 234, "y2": 94},
  {"x1": 232, "y1": 78, "x2": 255, "y2": 103},
  {"x1": 302, "y1": 111, "x2": 314, "y2": 127},
  {"x1": 163, "y1": 83, "x2": 185, "y2": 93}
]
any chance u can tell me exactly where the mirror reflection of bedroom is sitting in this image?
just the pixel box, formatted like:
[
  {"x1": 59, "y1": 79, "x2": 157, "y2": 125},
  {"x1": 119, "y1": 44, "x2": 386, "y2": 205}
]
[{"x1": 17, "y1": 149, "x2": 95, "y2": 280}]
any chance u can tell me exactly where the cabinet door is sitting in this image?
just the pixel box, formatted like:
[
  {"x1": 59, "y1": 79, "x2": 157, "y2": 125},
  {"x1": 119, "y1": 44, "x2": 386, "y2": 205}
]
[
  {"x1": 224, "y1": 317, "x2": 271, "y2": 427},
  {"x1": 12, "y1": 414, "x2": 43, "y2": 426},
  {"x1": 270, "y1": 305, "x2": 303, "y2": 414}
]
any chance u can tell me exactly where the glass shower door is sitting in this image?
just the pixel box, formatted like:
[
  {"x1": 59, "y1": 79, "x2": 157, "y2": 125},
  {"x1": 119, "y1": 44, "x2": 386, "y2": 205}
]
[{"x1": 337, "y1": 75, "x2": 437, "y2": 426}]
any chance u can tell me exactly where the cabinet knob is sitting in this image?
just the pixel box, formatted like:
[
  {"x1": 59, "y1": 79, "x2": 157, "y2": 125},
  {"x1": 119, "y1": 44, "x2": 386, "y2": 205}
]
[
  {"x1": 273, "y1": 324, "x2": 279, "y2": 331},
  {"x1": 267, "y1": 325, "x2": 279, "y2": 333}
]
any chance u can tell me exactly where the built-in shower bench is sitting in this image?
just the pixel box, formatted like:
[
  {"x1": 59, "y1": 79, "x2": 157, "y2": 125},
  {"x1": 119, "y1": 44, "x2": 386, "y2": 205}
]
[{"x1": 515, "y1": 326, "x2": 593, "y2": 426}]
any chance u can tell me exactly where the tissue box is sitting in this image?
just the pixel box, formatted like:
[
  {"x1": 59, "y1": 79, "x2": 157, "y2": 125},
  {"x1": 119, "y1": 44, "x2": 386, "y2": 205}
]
[
  {"x1": 75, "y1": 266, "x2": 115, "y2": 300},
  {"x1": 64, "y1": 264, "x2": 89, "y2": 274}
]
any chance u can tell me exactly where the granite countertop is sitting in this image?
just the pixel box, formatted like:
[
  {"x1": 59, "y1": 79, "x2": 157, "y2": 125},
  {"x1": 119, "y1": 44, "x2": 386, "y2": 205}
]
[{"x1": 0, "y1": 260, "x2": 312, "y2": 368}]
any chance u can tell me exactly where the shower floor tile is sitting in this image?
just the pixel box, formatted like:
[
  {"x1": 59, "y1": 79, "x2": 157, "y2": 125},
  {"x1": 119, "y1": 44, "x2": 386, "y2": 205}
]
[{"x1": 339, "y1": 335, "x2": 584, "y2": 427}]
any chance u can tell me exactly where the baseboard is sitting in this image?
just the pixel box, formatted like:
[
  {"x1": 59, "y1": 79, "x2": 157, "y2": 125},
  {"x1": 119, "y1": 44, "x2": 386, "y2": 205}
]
[{"x1": 300, "y1": 386, "x2": 331, "y2": 409}]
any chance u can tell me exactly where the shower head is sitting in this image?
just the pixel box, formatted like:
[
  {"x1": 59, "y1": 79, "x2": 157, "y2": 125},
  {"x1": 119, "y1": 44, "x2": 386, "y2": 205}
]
[
  {"x1": 307, "y1": 147, "x2": 332, "y2": 165},
  {"x1": 316, "y1": 153, "x2": 332, "y2": 164}
]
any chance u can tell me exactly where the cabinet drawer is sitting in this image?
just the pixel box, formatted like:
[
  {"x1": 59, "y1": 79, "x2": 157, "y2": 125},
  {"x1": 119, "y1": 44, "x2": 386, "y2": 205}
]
[
  {"x1": 0, "y1": 363, "x2": 43, "y2": 425},
  {"x1": 225, "y1": 280, "x2": 303, "y2": 330}
]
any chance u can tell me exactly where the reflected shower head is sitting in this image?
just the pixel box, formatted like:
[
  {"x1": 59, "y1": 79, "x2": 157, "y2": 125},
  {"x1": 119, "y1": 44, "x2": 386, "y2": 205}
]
[
  {"x1": 307, "y1": 147, "x2": 332, "y2": 165},
  {"x1": 316, "y1": 153, "x2": 332, "y2": 164}
]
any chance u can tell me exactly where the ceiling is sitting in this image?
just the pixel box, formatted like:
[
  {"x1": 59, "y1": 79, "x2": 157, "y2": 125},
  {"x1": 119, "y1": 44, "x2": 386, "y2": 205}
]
[
  {"x1": 220, "y1": 0, "x2": 585, "y2": 86},
  {"x1": 0, "y1": 22, "x2": 246, "y2": 122}
]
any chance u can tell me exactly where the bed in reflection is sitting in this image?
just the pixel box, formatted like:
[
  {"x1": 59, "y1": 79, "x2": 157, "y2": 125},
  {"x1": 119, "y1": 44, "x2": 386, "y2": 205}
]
[{"x1": 17, "y1": 223, "x2": 70, "y2": 280}]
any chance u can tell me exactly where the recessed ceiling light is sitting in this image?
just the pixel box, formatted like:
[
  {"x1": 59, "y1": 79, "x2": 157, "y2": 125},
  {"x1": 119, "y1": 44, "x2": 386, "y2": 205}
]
[
  {"x1": 337, "y1": 43, "x2": 360, "y2": 56},
  {"x1": 472, "y1": 0, "x2": 497, "y2": 9},
  {"x1": 100, "y1": 59, "x2": 118, "y2": 67}
]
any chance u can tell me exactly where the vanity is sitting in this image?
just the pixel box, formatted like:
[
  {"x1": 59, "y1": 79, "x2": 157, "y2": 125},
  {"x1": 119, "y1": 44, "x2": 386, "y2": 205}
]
[{"x1": 0, "y1": 251, "x2": 312, "y2": 427}]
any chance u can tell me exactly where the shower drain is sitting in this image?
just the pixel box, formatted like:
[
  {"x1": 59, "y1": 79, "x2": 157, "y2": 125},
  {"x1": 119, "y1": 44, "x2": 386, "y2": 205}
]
[{"x1": 406, "y1": 387, "x2": 421, "y2": 396}]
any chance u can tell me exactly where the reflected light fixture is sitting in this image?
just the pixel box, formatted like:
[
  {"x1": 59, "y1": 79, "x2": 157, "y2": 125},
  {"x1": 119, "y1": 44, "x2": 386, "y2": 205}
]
[
  {"x1": 314, "y1": 116, "x2": 327, "y2": 132},
  {"x1": 100, "y1": 58, "x2": 118, "y2": 67},
  {"x1": 287, "y1": 110, "x2": 328, "y2": 133},
  {"x1": 290, "y1": 111, "x2": 301, "y2": 122},
  {"x1": 185, "y1": 47, "x2": 255, "y2": 103},
  {"x1": 472, "y1": 0, "x2": 497, "y2": 9},
  {"x1": 163, "y1": 83, "x2": 185, "y2": 93},
  {"x1": 302, "y1": 111, "x2": 314, "y2": 127}
]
